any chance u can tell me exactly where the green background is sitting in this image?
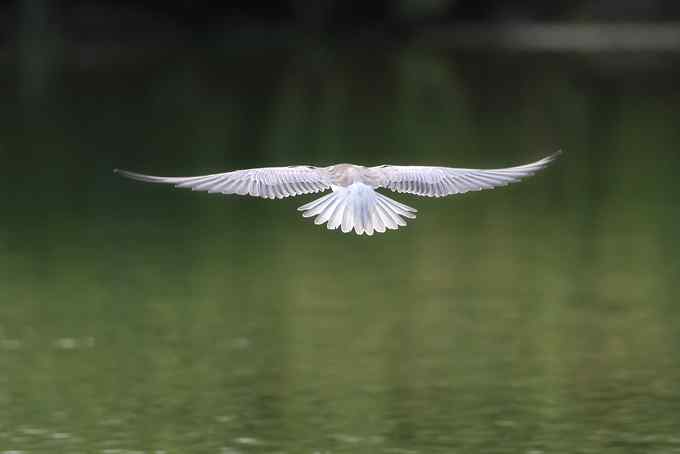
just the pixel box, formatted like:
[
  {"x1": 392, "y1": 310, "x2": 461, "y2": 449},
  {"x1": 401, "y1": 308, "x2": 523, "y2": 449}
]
[{"x1": 1, "y1": 44, "x2": 680, "y2": 452}]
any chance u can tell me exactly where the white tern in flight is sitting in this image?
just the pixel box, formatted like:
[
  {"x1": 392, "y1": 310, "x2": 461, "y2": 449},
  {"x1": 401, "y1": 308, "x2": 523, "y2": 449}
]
[{"x1": 115, "y1": 151, "x2": 560, "y2": 236}]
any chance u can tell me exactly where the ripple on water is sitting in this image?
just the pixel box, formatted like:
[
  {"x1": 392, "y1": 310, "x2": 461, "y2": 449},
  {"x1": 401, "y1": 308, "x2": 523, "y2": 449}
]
[
  {"x1": 229, "y1": 337, "x2": 251, "y2": 350},
  {"x1": 19, "y1": 427, "x2": 47, "y2": 436},
  {"x1": 98, "y1": 417, "x2": 124, "y2": 426},
  {"x1": 216, "y1": 415, "x2": 234, "y2": 423},
  {"x1": 234, "y1": 437, "x2": 261, "y2": 445},
  {"x1": 0, "y1": 339, "x2": 22, "y2": 350},
  {"x1": 220, "y1": 447, "x2": 243, "y2": 454},
  {"x1": 329, "y1": 434, "x2": 362, "y2": 443},
  {"x1": 54, "y1": 337, "x2": 96, "y2": 350},
  {"x1": 100, "y1": 450, "x2": 163, "y2": 454},
  {"x1": 51, "y1": 432, "x2": 71, "y2": 440},
  {"x1": 329, "y1": 433, "x2": 384, "y2": 445}
]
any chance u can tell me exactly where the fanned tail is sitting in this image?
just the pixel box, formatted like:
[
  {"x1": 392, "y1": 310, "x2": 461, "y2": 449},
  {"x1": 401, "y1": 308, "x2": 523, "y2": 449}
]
[{"x1": 297, "y1": 183, "x2": 417, "y2": 235}]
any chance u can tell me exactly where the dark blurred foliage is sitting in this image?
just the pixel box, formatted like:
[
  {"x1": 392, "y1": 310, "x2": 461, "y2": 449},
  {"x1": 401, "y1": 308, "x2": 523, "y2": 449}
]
[{"x1": 3, "y1": 0, "x2": 680, "y2": 47}]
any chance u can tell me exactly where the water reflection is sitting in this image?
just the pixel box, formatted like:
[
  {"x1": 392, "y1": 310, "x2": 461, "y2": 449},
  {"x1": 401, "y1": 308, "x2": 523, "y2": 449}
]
[{"x1": 1, "y1": 43, "x2": 679, "y2": 452}]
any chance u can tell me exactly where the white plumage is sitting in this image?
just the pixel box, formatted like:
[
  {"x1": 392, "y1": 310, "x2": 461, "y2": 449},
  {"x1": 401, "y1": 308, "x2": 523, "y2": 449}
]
[{"x1": 115, "y1": 151, "x2": 560, "y2": 236}]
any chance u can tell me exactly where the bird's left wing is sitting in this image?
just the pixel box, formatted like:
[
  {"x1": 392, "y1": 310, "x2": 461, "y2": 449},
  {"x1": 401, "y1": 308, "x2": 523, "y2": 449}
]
[
  {"x1": 369, "y1": 152, "x2": 560, "y2": 197},
  {"x1": 114, "y1": 166, "x2": 332, "y2": 199}
]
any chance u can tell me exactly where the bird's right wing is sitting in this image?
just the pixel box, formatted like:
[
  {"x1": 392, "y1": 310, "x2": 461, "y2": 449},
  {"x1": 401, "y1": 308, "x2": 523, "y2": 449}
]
[
  {"x1": 114, "y1": 166, "x2": 333, "y2": 199},
  {"x1": 369, "y1": 152, "x2": 560, "y2": 198}
]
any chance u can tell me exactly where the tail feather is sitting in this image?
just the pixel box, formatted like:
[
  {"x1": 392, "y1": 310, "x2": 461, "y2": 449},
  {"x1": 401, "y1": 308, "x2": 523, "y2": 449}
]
[
  {"x1": 299, "y1": 193, "x2": 335, "y2": 218},
  {"x1": 371, "y1": 207, "x2": 386, "y2": 233},
  {"x1": 326, "y1": 196, "x2": 347, "y2": 230},
  {"x1": 359, "y1": 194, "x2": 372, "y2": 235},
  {"x1": 375, "y1": 193, "x2": 417, "y2": 219},
  {"x1": 298, "y1": 192, "x2": 334, "y2": 212},
  {"x1": 341, "y1": 198, "x2": 354, "y2": 233},
  {"x1": 297, "y1": 183, "x2": 416, "y2": 235},
  {"x1": 375, "y1": 198, "x2": 406, "y2": 227},
  {"x1": 314, "y1": 195, "x2": 343, "y2": 225}
]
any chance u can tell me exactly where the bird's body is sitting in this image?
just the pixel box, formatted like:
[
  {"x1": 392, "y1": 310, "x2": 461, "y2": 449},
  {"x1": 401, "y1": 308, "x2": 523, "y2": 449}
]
[
  {"x1": 327, "y1": 164, "x2": 380, "y2": 187},
  {"x1": 115, "y1": 152, "x2": 560, "y2": 235}
]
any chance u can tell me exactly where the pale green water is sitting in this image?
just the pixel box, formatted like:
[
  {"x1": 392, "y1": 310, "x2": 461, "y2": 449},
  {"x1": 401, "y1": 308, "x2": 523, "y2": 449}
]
[{"x1": 1, "y1": 45, "x2": 680, "y2": 453}]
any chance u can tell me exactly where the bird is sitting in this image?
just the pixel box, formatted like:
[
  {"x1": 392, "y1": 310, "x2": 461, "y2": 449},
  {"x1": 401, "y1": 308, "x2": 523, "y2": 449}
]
[{"x1": 115, "y1": 151, "x2": 560, "y2": 236}]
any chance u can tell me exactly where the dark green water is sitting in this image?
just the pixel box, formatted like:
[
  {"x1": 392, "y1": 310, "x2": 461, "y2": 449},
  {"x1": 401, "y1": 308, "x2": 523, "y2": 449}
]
[{"x1": 1, "y1": 45, "x2": 680, "y2": 453}]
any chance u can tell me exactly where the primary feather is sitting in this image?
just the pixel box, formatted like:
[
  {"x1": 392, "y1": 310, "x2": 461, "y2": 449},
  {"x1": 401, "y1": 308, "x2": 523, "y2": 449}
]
[
  {"x1": 369, "y1": 152, "x2": 560, "y2": 197},
  {"x1": 114, "y1": 166, "x2": 332, "y2": 199}
]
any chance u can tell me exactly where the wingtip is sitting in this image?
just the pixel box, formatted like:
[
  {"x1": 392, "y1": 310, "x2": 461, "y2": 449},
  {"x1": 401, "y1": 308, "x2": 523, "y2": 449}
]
[
  {"x1": 113, "y1": 168, "x2": 137, "y2": 179},
  {"x1": 540, "y1": 150, "x2": 562, "y2": 165},
  {"x1": 113, "y1": 168, "x2": 149, "y2": 182}
]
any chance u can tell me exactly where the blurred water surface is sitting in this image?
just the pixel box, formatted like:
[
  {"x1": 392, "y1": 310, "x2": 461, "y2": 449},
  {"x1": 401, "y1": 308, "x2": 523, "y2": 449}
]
[{"x1": 1, "y1": 44, "x2": 680, "y2": 453}]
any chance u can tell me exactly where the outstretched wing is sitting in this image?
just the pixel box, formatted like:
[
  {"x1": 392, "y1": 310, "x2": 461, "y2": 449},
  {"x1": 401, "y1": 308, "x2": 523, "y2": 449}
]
[
  {"x1": 370, "y1": 152, "x2": 560, "y2": 197},
  {"x1": 114, "y1": 166, "x2": 332, "y2": 199}
]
